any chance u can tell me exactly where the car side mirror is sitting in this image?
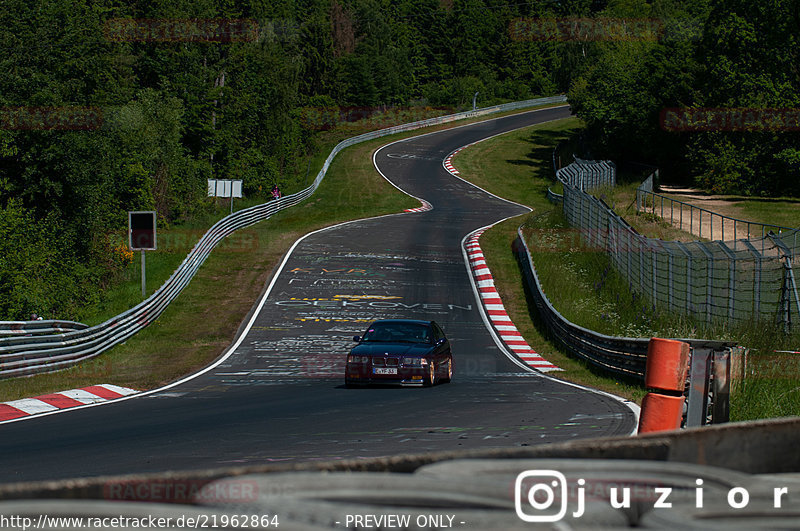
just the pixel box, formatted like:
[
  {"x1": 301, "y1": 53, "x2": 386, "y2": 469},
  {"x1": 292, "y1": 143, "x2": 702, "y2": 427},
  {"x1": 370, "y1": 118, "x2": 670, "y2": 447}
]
[{"x1": 353, "y1": 336, "x2": 361, "y2": 342}]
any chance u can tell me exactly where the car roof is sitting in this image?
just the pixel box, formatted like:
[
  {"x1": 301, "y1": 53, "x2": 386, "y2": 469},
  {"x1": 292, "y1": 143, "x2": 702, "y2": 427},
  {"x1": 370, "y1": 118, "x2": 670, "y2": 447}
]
[{"x1": 369, "y1": 319, "x2": 432, "y2": 326}]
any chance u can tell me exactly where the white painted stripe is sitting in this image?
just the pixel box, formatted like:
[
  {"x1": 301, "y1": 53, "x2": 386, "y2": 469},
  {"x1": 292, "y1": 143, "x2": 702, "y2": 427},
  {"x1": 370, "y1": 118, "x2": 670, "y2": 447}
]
[
  {"x1": 509, "y1": 344, "x2": 534, "y2": 351},
  {"x1": 97, "y1": 384, "x2": 138, "y2": 396},
  {"x1": 476, "y1": 280, "x2": 495, "y2": 288},
  {"x1": 60, "y1": 389, "x2": 108, "y2": 404},
  {"x1": 484, "y1": 304, "x2": 505, "y2": 311},
  {"x1": 495, "y1": 325, "x2": 518, "y2": 331},
  {"x1": 5, "y1": 399, "x2": 58, "y2": 415}
]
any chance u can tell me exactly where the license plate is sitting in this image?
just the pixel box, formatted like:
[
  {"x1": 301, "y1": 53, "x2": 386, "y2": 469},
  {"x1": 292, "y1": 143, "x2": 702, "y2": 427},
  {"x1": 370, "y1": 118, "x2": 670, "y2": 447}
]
[{"x1": 373, "y1": 368, "x2": 397, "y2": 375}]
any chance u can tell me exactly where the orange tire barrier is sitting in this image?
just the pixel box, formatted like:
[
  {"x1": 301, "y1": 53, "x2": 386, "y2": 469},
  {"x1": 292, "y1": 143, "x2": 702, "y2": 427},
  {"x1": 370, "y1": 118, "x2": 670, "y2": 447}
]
[
  {"x1": 644, "y1": 337, "x2": 690, "y2": 393},
  {"x1": 638, "y1": 337, "x2": 691, "y2": 434},
  {"x1": 638, "y1": 393, "x2": 685, "y2": 434}
]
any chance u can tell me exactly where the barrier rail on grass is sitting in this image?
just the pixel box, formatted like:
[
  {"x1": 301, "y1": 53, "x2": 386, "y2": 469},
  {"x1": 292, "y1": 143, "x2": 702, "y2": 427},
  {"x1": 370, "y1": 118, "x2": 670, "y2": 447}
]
[{"x1": 0, "y1": 95, "x2": 568, "y2": 379}]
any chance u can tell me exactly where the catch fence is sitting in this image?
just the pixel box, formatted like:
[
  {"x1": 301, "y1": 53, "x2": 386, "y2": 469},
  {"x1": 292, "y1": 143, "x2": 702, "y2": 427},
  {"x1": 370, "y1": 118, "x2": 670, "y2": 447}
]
[{"x1": 556, "y1": 159, "x2": 800, "y2": 329}]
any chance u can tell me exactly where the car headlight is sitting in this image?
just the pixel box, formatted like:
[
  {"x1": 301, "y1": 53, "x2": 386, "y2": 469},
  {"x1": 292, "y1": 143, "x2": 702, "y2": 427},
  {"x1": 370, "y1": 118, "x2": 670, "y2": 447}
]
[
  {"x1": 348, "y1": 355, "x2": 369, "y2": 364},
  {"x1": 403, "y1": 357, "x2": 426, "y2": 366}
]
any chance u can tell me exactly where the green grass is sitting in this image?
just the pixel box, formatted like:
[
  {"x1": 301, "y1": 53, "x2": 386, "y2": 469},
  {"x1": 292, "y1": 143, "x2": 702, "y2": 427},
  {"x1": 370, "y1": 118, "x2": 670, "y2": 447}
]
[
  {"x1": 0, "y1": 102, "x2": 566, "y2": 402},
  {"x1": 603, "y1": 180, "x2": 708, "y2": 243},
  {"x1": 731, "y1": 361, "x2": 800, "y2": 421},
  {"x1": 726, "y1": 198, "x2": 800, "y2": 229}
]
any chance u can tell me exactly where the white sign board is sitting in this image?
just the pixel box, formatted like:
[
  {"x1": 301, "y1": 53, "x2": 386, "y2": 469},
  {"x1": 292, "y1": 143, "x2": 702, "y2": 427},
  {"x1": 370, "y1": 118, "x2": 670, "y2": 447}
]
[{"x1": 207, "y1": 179, "x2": 243, "y2": 198}]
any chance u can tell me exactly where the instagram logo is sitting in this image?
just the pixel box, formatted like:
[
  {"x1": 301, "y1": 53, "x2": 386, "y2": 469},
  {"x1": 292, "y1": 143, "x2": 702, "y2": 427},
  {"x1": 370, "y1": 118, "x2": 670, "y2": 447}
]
[{"x1": 515, "y1": 470, "x2": 569, "y2": 522}]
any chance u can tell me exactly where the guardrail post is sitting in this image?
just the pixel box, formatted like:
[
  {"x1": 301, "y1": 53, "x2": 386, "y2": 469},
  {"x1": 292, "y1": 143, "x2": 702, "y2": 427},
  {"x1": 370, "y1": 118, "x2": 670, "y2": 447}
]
[
  {"x1": 685, "y1": 347, "x2": 712, "y2": 427},
  {"x1": 141, "y1": 250, "x2": 147, "y2": 299},
  {"x1": 712, "y1": 349, "x2": 731, "y2": 424}
]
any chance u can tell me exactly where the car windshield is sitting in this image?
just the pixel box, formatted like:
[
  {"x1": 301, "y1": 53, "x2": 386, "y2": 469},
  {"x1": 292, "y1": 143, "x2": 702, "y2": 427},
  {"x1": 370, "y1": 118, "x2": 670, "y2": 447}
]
[{"x1": 361, "y1": 322, "x2": 431, "y2": 344}]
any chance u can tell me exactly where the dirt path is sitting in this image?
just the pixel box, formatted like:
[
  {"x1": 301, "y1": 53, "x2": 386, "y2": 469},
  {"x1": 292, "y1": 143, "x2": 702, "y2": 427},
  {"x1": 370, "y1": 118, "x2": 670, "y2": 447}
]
[{"x1": 646, "y1": 185, "x2": 769, "y2": 242}]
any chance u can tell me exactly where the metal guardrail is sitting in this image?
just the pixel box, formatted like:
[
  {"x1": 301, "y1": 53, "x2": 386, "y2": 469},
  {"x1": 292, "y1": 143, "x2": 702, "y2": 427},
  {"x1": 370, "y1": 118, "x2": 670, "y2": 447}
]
[
  {"x1": 0, "y1": 321, "x2": 88, "y2": 338},
  {"x1": 515, "y1": 227, "x2": 648, "y2": 380},
  {"x1": 0, "y1": 95, "x2": 568, "y2": 379},
  {"x1": 546, "y1": 187, "x2": 563, "y2": 204}
]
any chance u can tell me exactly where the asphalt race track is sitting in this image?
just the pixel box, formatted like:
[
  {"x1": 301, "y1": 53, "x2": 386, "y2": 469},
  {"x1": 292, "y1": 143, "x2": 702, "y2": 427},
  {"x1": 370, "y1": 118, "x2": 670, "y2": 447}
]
[{"x1": 0, "y1": 106, "x2": 636, "y2": 484}]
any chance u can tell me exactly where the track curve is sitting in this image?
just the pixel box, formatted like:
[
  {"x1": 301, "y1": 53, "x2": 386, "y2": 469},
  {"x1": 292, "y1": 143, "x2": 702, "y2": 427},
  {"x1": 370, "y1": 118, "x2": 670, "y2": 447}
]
[{"x1": 0, "y1": 106, "x2": 635, "y2": 484}]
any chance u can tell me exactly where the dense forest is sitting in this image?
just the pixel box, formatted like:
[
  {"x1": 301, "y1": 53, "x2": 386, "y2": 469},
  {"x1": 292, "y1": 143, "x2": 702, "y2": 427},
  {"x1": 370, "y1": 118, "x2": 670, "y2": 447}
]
[
  {"x1": 567, "y1": 0, "x2": 800, "y2": 195},
  {"x1": 0, "y1": 0, "x2": 797, "y2": 320}
]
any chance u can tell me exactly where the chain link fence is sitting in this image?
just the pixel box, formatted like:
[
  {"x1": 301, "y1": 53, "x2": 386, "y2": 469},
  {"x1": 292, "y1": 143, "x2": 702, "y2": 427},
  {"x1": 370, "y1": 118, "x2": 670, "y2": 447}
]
[{"x1": 556, "y1": 158, "x2": 800, "y2": 330}]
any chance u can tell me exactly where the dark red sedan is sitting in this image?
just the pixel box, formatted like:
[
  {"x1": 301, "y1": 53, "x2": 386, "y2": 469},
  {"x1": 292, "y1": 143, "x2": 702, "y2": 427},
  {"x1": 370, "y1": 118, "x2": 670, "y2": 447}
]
[{"x1": 345, "y1": 319, "x2": 453, "y2": 387}]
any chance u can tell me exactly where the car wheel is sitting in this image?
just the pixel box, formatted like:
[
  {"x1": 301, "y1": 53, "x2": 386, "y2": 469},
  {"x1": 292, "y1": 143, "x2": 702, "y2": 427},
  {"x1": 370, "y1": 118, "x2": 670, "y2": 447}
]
[
  {"x1": 443, "y1": 358, "x2": 453, "y2": 383},
  {"x1": 424, "y1": 361, "x2": 436, "y2": 387}
]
